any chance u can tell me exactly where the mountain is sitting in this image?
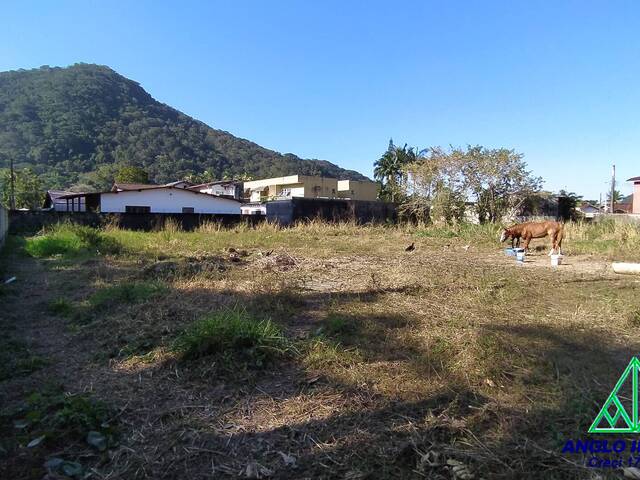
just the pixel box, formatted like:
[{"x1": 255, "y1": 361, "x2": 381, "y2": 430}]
[{"x1": 0, "y1": 63, "x2": 368, "y2": 190}]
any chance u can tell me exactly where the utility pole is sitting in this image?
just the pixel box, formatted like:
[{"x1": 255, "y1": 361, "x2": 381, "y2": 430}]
[
  {"x1": 611, "y1": 164, "x2": 616, "y2": 214},
  {"x1": 9, "y1": 155, "x2": 15, "y2": 210}
]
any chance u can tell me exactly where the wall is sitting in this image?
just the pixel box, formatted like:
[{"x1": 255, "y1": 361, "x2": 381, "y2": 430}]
[
  {"x1": 337, "y1": 180, "x2": 378, "y2": 201},
  {"x1": 633, "y1": 184, "x2": 640, "y2": 214},
  {"x1": 9, "y1": 211, "x2": 262, "y2": 234},
  {"x1": 266, "y1": 198, "x2": 396, "y2": 225},
  {"x1": 0, "y1": 204, "x2": 8, "y2": 249},
  {"x1": 100, "y1": 188, "x2": 240, "y2": 214}
]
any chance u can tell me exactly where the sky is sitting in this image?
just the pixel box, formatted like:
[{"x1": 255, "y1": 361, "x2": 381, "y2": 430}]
[{"x1": 1, "y1": 0, "x2": 639, "y2": 200}]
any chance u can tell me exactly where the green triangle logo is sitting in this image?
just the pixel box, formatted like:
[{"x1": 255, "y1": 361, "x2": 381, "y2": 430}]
[{"x1": 589, "y1": 357, "x2": 639, "y2": 433}]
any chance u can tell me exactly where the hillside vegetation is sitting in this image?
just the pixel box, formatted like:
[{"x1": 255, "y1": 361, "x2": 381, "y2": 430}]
[{"x1": 0, "y1": 63, "x2": 366, "y2": 190}]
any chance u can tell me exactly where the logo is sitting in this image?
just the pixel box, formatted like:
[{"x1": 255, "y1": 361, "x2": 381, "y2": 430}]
[{"x1": 589, "y1": 357, "x2": 640, "y2": 433}]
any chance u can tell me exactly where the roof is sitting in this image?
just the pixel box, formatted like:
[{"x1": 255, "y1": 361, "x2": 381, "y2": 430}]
[
  {"x1": 46, "y1": 190, "x2": 78, "y2": 201},
  {"x1": 627, "y1": 176, "x2": 640, "y2": 182},
  {"x1": 189, "y1": 180, "x2": 242, "y2": 189},
  {"x1": 111, "y1": 183, "x2": 159, "y2": 192},
  {"x1": 102, "y1": 185, "x2": 241, "y2": 202}
]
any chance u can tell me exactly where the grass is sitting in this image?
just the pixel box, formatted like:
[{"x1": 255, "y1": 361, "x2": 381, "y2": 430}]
[
  {"x1": 0, "y1": 386, "x2": 116, "y2": 478},
  {"x1": 48, "y1": 298, "x2": 74, "y2": 317},
  {"x1": 88, "y1": 280, "x2": 167, "y2": 310},
  {"x1": 0, "y1": 338, "x2": 48, "y2": 381},
  {"x1": 6, "y1": 219, "x2": 640, "y2": 478},
  {"x1": 24, "y1": 224, "x2": 122, "y2": 258},
  {"x1": 172, "y1": 306, "x2": 294, "y2": 366}
]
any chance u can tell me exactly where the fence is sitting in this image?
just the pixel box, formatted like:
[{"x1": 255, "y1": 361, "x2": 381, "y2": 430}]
[
  {"x1": 0, "y1": 204, "x2": 7, "y2": 248},
  {"x1": 8, "y1": 211, "x2": 263, "y2": 235},
  {"x1": 266, "y1": 198, "x2": 397, "y2": 225}
]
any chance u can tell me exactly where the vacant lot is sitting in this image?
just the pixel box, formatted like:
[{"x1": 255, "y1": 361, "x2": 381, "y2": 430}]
[{"x1": 2, "y1": 220, "x2": 640, "y2": 479}]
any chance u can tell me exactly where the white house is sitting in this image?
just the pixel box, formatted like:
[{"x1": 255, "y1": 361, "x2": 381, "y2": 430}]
[{"x1": 100, "y1": 186, "x2": 240, "y2": 214}]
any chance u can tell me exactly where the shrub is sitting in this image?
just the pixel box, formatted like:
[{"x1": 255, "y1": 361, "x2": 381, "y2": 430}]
[{"x1": 172, "y1": 307, "x2": 293, "y2": 365}]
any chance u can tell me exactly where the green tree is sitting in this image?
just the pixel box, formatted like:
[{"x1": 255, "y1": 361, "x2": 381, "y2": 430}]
[
  {"x1": 374, "y1": 139, "x2": 418, "y2": 202},
  {"x1": 460, "y1": 145, "x2": 541, "y2": 223},
  {"x1": 0, "y1": 167, "x2": 44, "y2": 209},
  {"x1": 114, "y1": 165, "x2": 150, "y2": 184}
]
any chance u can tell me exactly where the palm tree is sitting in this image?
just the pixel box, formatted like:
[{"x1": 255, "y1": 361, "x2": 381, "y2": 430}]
[{"x1": 374, "y1": 139, "x2": 418, "y2": 202}]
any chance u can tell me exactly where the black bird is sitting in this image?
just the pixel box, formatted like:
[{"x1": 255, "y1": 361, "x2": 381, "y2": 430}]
[{"x1": 405, "y1": 242, "x2": 415, "y2": 252}]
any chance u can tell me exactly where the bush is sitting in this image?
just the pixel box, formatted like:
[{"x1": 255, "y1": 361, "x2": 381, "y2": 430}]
[{"x1": 172, "y1": 307, "x2": 293, "y2": 365}]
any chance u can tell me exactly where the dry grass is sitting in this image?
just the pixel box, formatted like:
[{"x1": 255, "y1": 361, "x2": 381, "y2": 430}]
[{"x1": 2, "y1": 220, "x2": 640, "y2": 478}]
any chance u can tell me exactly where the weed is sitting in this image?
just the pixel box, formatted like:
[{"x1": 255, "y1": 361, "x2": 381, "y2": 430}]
[
  {"x1": 88, "y1": 281, "x2": 167, "y2": 310},
  {"x1": 24, "y1": 224, "x2": 122, "y2": 258},
  {"x1": 172, "y1": 307, "x2": 294, "y2": 366},
  {"x1": 0, "y1": 338, "x2": 47, "y2": 380},
  {"x1": 319, "y1": 313, "x2": 357, "y2": 340},
  {"x1": 302, "y1": 337, "x2": 363, "y2": 369},
  {"x1": 48, "y1": 298, "x2": 74, "y2": 317},
  {"x1": 5, "y1": 386, "x2": 116, "y2": 453}
]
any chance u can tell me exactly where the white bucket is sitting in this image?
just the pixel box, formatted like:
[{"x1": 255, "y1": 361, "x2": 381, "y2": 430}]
[
  {"x1": 550, "y1": 254, "x2": 563, "y2": 267},
  {"x1": 515, "y1": 250, "x2": 526, "y2": 263}
]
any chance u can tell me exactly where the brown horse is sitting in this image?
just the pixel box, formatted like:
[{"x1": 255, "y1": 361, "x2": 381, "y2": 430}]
[{"x1": 500, "y1": 221, "x2": 564, "y2": 255}]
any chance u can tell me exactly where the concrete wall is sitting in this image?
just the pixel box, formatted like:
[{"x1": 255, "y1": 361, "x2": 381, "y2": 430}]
[
  {"x1": 100, "y1": 188, "x2": 240, "y2": 214},
  {"x1": 9, "y1": 211, "x2": 262, "y2": 234},
  {"x1": 0, "y1": 204, "x2": 8, "y2": 249},
  {"x1": 266, "y1": 198, "x2": 396, "y2": 225},
  {"x1": 633, "y1": 183, "x2": 640, "y2": 214}
]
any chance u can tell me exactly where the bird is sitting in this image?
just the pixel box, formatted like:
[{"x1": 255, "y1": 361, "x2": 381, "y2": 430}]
[{"x1": 405, "y1": 242, "x2": 415, "y2": 252}]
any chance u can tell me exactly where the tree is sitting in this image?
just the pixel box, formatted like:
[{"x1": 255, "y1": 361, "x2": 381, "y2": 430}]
[
  {"x1": 398, "y1": 147, "x2": 465, "y2": 224},
  {"x1": 460, "y1": 146, "x2": 541, "y2": 223},
  {"x1": 374, "y1": 139, "x2": 418, "y2": 202},
  {"x1": 114, "y1": 165, "x2": 150, "y2": 184},
  {"x1": 0, "y1": 167, "x2": 44, "y2": 209}
]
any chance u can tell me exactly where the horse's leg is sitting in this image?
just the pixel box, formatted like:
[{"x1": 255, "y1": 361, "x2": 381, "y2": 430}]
[{"x1": 523, "y1": 233, "x2": 531, "y2": 252}]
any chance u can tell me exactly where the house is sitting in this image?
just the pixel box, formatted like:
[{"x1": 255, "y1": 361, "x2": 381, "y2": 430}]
[
  {"x1": 624, "y1": 177, "x2": 639, "y2": 213},
  {"x1": 336, "y1": 180, "x2": 378, "y2": 201},
  {"x1": 614, "y1": 194, "x2": 634, "y2": 214},
  {"x1": 578, "y1": 202, "x2": 601, "y2": 219},
  {"x1": 44, "y1": 190, "x2": 87, "y2": 211},
  {"x1": 243, "y1": 175, "x2": 378, "y2": 202},
  {"x1": 243, "y1": 175, "x2": 337, "y2": 202},
  {"x1": 58, "y1": 184, "x2": 240, "y2": 214},
  {"x1": 99, "y1": 185, "x2": 240, "y2": 214},
  {"x1": 189, "y1": 180, "x2": 243, "y2": 200}
]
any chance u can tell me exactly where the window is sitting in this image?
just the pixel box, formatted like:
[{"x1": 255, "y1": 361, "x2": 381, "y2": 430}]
[
  {"x1": 182, "y1": 207, "x2": 195, "y2": 213},
  {"x1": 125, "y1": 206, "x2": 150, "y2": 213}
]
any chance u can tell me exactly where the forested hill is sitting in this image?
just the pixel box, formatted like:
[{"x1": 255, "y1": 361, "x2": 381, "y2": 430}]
[{"x1": 0, "y1": 63, "x2": 367, "y2": 190}]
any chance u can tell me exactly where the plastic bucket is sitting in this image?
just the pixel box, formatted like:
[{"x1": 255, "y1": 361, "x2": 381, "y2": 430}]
[
  {"x1": 515, "y1": 249, "x2": 525, "y2": 263},
  {"x1": 504, "y1": 248, "x2": 516, "y2": 256},
  {"x1": 550, "y1": 254, "x2": 563, "y2": 267}
]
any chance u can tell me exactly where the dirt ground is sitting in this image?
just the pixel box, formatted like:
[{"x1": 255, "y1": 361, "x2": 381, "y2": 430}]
[{"x1": 2, "y1": 230, "x2": 640, "y2": 480}]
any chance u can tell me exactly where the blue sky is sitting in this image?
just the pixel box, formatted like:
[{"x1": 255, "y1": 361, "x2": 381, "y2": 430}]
[{"x1": 2, "y1": 0, "x2": 639, "y2": 200}]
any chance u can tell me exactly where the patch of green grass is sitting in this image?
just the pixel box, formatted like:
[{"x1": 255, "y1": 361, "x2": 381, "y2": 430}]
[
  {"x1": 319, "y1": 314, "x2": 357, "y2": 340},
  {"x1": 2, "y1": 386, "x2": 116, "y2": 461},
  {"x1": 88, "y1": 281, "x2": 167, "y2": 310},
  {"x1": 172, "y1": 307, "x2": 294, "y2": 366},
  {"x1": 24, "y1": 224, "x2": 122, "y2": 258},
  {"x1": 302, "y1": 337, "x2": 363, "y2": 369},
  {"x1": 0, "y1": 338, "x2": 48, "y2": 381},
  {"x1": 48, "y1": 298, "x2": 74, "y2": 317}
]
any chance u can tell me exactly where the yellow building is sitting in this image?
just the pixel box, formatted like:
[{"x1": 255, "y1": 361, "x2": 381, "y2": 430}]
[
  {"x1": 337, "y1": 180, "x2": 379, "y2": 201},
  {"x1": 244, "y1": 175, "x2": 378, "y2": 202}
]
